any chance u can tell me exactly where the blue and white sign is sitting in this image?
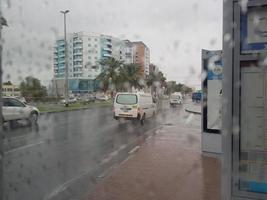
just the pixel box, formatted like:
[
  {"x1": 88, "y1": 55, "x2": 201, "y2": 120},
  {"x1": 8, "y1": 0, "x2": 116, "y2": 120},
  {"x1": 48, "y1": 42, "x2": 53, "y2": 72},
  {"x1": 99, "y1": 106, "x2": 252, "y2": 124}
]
[
  {"x1": 207, "y1": 61, "x2": 223, "y2": 80},
  {"x1": 241, "y1": 7, "x2": 267, "y2": 53},
  {"x1": 202, "y1": 50, "x2": 222, "y2": 154}
]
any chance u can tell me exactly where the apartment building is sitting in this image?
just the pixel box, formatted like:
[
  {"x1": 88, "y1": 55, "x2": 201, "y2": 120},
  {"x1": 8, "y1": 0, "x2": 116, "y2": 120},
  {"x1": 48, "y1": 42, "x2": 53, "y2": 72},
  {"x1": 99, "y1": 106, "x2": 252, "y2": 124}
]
[
  {"x1": 2, "y1": 84, "x2": 21, "y2": 97},
  {"x1": 53, "y1": 32, "x2": 125, "y2": 95},
  {"x1": 132, "y1": 41, "x2": 150, "y2": 77},
  {"x1": 52, "y1": 32, "x2": 150, "y2": 95}
]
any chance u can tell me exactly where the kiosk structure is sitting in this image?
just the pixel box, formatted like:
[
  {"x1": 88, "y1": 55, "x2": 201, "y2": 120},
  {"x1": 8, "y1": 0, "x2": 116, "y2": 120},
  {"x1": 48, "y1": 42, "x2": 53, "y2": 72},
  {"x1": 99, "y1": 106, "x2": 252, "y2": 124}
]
[
  {"x1": 201, "y1": 49, "x2": 222, "y2": 155},
  {"x1": 222, "y1": 1, "x2": 267, "y2": 199}
]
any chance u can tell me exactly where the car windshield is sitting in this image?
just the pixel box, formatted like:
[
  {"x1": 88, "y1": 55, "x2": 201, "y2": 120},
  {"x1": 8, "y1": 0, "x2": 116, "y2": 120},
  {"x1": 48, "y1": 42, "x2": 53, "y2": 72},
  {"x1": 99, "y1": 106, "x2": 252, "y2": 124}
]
[
  {"x1": 171, "y1": 95, "x2": 181, "y2": 99},
  {"x1": 116, "y1": 94, "x2": 137, "y2": 105}
]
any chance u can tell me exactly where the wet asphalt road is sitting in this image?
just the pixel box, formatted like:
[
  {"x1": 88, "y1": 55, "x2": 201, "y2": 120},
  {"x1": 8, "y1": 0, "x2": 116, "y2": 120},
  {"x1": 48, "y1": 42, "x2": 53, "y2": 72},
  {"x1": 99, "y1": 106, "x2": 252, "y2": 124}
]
[{"x1": 3, "y1": 100, "x2": 200, "y2": 200}]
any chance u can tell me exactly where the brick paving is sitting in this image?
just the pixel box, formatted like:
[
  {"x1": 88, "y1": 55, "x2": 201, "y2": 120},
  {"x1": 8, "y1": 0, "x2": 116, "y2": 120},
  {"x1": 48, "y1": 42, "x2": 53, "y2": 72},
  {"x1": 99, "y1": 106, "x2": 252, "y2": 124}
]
[{"x1": 87, "y1": 118, "x2": 220, "y2": 200}]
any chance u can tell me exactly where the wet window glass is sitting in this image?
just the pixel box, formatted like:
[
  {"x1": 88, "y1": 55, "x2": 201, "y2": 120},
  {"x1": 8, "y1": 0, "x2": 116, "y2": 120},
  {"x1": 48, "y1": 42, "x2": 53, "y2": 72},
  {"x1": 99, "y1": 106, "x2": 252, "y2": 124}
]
[
  {"x1": 0, "y1": 0, "x2": 230, "y2": 200},
  {"x1": 116, "y1": 94, "x2": 137, "y2": 105}
]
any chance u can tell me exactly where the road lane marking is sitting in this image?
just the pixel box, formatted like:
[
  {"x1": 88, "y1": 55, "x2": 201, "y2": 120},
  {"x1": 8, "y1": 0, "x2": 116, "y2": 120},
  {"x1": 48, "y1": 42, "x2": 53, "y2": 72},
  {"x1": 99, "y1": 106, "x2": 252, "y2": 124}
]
[{"x1": 5, "y1": 141, "x2": 44, "y2": 154}]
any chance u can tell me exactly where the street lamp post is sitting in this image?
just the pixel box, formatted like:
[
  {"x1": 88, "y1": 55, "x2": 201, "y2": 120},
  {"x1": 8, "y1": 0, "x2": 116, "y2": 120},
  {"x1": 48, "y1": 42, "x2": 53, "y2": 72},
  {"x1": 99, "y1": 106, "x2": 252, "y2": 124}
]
[{"x1": 60, "y1": 10, "x2": 69, "y2": 107}]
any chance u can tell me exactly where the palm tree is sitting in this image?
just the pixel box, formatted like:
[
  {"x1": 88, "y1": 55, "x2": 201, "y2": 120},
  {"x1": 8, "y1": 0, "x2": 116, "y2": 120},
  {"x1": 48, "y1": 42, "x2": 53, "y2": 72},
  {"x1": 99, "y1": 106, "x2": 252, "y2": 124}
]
[
  {"x1": 97, "y1": 58, "x2": 124, "y2": 92},
  {"x1": 119, "y1": 63, "x2": 144, "y2": 92}
]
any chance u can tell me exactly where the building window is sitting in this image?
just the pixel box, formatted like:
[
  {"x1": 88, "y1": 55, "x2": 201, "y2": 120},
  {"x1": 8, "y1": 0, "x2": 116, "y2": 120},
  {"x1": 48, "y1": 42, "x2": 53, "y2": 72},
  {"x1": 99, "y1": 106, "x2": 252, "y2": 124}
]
[
  {"x1": 95, "y1": 38, "x2": 97, "y2": 41},
  {"x1": 94, "y1": 45, "x2": 97, "y2": 48},
  {"x1": 88, "y1": 44, "x2": 91, "y2": 47}
]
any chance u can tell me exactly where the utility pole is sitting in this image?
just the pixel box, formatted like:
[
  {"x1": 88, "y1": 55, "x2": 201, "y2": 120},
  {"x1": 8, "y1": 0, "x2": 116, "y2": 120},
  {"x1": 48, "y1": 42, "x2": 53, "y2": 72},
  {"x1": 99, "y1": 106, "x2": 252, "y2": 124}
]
[
  {"x1": 60, "y1": 10, "x2": 69, "y2": 107},
  {"x1": 0, "y1": 2, "x2": 8, "y2": 198}
]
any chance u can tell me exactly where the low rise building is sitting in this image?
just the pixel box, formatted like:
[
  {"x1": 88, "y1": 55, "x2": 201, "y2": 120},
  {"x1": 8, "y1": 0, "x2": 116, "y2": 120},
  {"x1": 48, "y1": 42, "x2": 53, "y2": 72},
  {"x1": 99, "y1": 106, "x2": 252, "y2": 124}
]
[{"x1": 3, "y1": 84, "x2": 21, "y2": 97}]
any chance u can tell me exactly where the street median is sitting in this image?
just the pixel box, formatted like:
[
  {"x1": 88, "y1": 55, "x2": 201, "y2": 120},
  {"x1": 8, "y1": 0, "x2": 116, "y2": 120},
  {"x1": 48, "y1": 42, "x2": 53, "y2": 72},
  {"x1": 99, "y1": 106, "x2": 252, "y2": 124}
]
[{"x1": 36, "y1": 100, "x2": 113, "y2": 114}]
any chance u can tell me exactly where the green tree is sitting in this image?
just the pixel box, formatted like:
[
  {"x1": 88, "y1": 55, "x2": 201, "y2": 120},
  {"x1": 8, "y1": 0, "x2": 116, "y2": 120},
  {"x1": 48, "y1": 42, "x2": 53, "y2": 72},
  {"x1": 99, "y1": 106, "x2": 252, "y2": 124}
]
[
  {"x1": 119, "y1": 63, "x2": 144, "y2": 91},
  {"x1": 20, "y1": 76, "x2": 47, "y2": 98},
  {"x1": 97, "y1": 58, "x2": 124, "y2": 92},
  {"x1": 166, "y1": 81, "x2": 193, "y2": 95}
]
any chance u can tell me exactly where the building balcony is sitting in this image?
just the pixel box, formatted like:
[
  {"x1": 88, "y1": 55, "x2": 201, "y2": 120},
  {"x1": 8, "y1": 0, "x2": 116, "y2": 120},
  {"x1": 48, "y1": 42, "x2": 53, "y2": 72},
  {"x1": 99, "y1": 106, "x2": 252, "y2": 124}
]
[
  {"x1": 73, "y1": 39, "x2": 82, "y2": 44},
  {"x1": 58, "y1": 54, "x2": 65, "y2": 58},
  {"x1": 73, "y1": 64, "x2": 83, "y2": 68},
  {"x1": 73, "y1": 51, "x2": 83, "y2": 56},
  {"x1": 58, "y1": 43, "x2": 65, "y2": 47},
  {"x1": 73, "y1": 58, "x2": 83, "y2": 62},
  {"x1": 103, "y1": 47, "x2": 112, "y2": 51},
  {"x1": 103, "y1": 53, "x2": 112, "y2": 57},
  {"x1": 106, "y1": 40, "x2": 112, "y2": 46},
  {"x1": 58, "y1": 60, "x2": 65, "y2": 64},
  {"x1": 73, "y1": 70, "x2": 83, "y2": 74},
  {"x1": 73, "y1": 45, "x2": 83, "y2": 50}
]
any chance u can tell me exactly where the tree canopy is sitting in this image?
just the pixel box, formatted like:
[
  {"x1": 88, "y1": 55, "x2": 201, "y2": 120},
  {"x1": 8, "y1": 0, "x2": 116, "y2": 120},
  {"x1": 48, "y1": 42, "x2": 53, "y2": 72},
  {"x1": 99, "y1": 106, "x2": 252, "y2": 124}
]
[
  {"x1": 20, "y1": 76, "x2": 47, "y2": 98},
  {"x1": 97, "y1": 58, "x2": 144, "y2": 92}
]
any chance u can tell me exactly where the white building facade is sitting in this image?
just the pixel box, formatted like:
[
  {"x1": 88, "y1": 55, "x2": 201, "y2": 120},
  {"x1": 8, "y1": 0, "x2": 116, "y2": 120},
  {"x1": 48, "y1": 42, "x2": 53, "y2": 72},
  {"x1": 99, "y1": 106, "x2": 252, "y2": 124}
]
[{"x1": 53, "y1": 32, "x2": 149, "y2": 95}]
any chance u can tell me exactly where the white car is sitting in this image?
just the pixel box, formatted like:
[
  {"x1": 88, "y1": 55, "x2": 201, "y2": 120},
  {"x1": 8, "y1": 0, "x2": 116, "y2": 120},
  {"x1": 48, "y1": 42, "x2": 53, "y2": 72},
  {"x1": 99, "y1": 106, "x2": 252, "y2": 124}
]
[
  {"x1": 2, "y1": 97, "x2": 39, "y2": 125},
  {"x1": 170, "y1": 92, "x2": 183, "y2": 106},
  {"x1": 113, "y1": 92, "x2": 157, "y2": 125},
  {"x1": 61, "y1": 97, "x2": 77, "y2": 104},
  {"x1": 96, "y1": 95, "x2": 109, "y2": 101}
]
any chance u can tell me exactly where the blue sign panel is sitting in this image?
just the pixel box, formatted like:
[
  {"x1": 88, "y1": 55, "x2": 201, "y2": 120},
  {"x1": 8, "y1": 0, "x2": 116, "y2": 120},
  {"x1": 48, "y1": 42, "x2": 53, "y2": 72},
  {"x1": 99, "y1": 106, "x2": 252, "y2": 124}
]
[{"x1": 207, "y1": 61, "x2": 223, "y2": 80}]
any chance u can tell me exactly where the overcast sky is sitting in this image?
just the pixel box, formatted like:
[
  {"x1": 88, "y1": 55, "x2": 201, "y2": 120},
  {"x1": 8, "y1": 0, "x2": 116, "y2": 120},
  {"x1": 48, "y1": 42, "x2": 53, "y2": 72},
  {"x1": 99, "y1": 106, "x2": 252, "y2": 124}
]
[{"x1": 2, "y1": 0, "x2": 222, "y2": 88}]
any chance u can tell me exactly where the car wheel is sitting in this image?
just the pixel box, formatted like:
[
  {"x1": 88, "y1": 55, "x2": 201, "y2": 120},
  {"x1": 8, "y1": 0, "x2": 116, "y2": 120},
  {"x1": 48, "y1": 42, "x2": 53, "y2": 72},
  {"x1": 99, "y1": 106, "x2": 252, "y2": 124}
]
[
  {"x1": 140, "y1": 114, "x2": 145, "y2": 126},
  {"x1": 29, "y1": 112, "x2": 38, "y2": 126}
]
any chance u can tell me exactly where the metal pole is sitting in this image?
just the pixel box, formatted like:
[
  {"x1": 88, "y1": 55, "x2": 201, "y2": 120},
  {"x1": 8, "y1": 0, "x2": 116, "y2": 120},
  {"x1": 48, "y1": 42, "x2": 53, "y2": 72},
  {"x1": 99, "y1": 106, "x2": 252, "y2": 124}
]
[
  {"x1": 221, "y1": 0, "x2": 234, "y2": 199},
  {"x1": 61, "y1": 10, "x2": 69, "y2": 107},
  {"x1": 0, "y1": 21, "x2": 3, "y2": 200},
  {"x1": 0, "y1": 2, "x2": 7, "y2": 199}
]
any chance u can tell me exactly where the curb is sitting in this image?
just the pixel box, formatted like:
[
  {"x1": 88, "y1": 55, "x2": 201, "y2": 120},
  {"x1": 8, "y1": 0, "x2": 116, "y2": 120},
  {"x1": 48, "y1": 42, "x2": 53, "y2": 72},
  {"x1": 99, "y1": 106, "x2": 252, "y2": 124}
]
[{"x1": 185, "y1": 108, "x2": 201, "y2": 115}]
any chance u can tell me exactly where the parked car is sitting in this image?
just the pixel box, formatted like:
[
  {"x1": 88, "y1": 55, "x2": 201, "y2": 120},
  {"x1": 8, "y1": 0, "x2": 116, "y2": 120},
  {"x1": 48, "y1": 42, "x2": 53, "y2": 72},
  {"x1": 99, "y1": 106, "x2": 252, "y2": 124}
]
[
  {"x1": 96, "y1": 95, "x2": 109, "y2": 101},
  {"x1": 83, "y1": 94, "x2": 96, "y2": 103},
  {"x1": 113, "y1": 92, "x2": 157, "y2": 125},
  {"x1": 2, "y1": 97, "x2": 39, "y2": 125},
  {"x1": 61, "y1": 97, "x2": 77, "y2": 104}
]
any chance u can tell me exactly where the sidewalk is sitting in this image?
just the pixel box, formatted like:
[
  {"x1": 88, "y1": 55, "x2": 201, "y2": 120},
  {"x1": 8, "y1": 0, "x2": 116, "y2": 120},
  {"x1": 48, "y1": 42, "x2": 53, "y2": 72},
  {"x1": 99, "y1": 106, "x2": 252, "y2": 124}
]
[{"x1": 87, "y1": 118, "x2": 220, "y2": 200}]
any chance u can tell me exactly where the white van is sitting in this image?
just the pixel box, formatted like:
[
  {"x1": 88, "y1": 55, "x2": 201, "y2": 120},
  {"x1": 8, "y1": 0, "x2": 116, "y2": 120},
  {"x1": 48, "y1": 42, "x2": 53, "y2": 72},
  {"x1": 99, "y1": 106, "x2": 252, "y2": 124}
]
[
  {"x1": 170, "y1": 92, "x2": 183, "y2": 106},
  {"x1": 113, "y1": 92, "x2": 156, "y2": 125}
]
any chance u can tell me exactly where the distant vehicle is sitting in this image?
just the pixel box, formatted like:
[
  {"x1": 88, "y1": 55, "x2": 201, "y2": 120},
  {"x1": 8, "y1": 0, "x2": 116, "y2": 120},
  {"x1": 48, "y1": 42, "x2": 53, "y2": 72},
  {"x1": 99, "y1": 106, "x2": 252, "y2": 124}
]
[
  {"x1": 96, "y1": 94, "x2": 109, "y2": 101},
  {"x1": 61, "y1": 97, "x2": 77, "y2": 104},
  {"x1": 192, "y1": 92, "x2": 202, "y2": 102},
  {"x1": 2, "y1": 97, "x2": 39, "y2": 125},
  {"x1": 84, "y1": 94, "x2": 96, "y2": 103},
  {"x1": 113, "y1": 92, "x2": 157, "y2": 125},
  {"x1": 170, "y1": 92, "x2": 183, "y2": 106}
]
